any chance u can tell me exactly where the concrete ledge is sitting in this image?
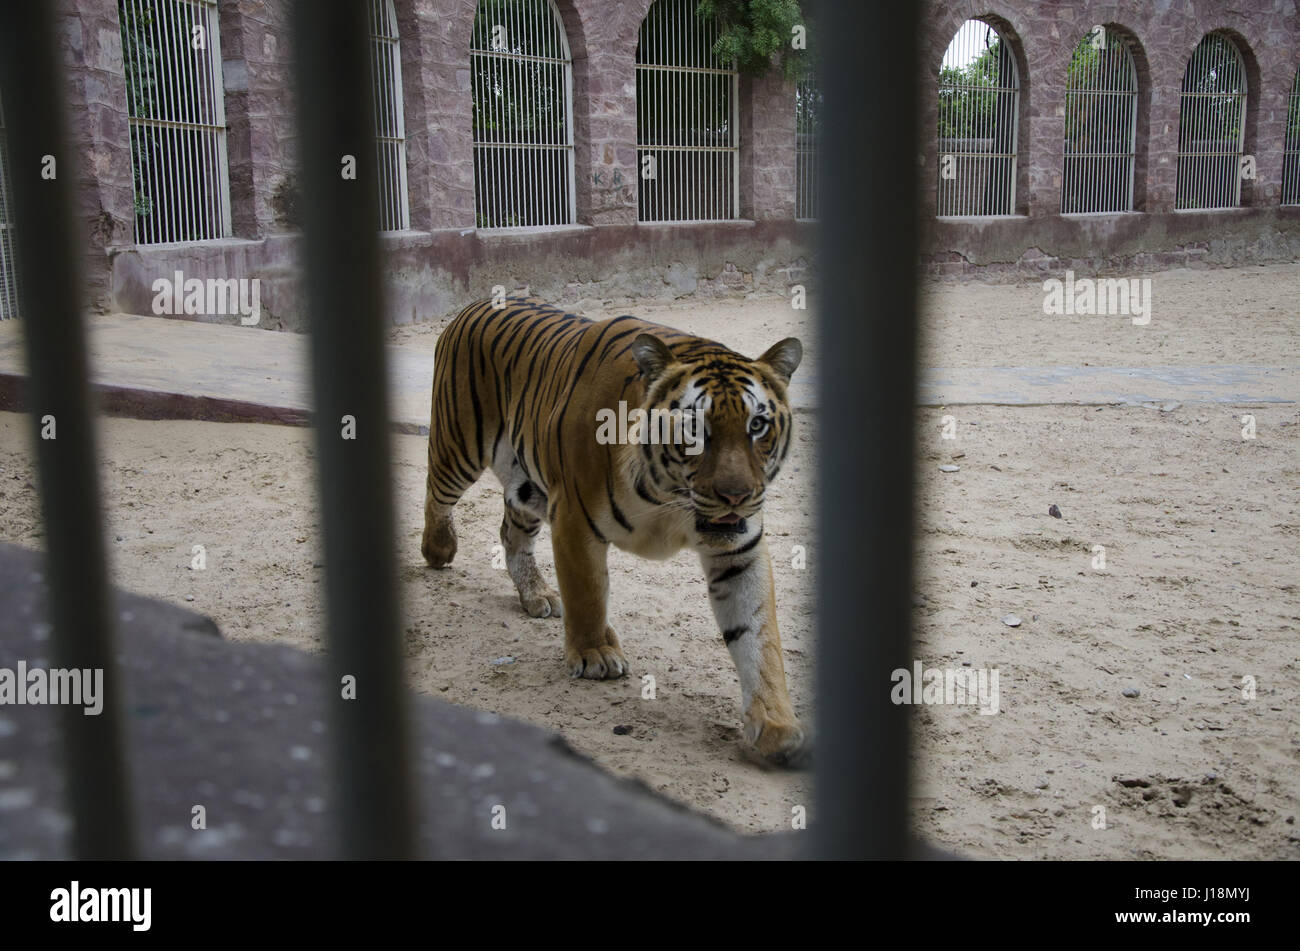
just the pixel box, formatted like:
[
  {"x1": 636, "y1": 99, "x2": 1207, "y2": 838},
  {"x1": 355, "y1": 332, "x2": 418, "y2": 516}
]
[
  {"x1": 924, "y1": 206, "x2": 1300, "y2": 281},
  {"x1": 108, "y1": 221, "x2": 817, "y2": 331}
]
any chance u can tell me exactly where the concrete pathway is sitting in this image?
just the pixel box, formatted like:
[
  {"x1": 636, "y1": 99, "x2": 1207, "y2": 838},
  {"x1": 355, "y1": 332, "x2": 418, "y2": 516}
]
[
  {"x1": 0, "y1": 314, "x2": 1294, "y2": 432},
  {"x1": 918, "y1": 364, "x2": 1299, "y2": 407}
]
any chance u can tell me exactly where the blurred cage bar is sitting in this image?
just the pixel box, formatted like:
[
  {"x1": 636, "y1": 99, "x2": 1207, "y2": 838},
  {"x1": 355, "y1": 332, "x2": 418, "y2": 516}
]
[
  {"x1": 369, "y1": 0, "x2": 412, "y2": 232},
  {"x1": 0, "y1": 1, "x2": 136, "y2": 859},
  {"x1": 1061, "y1": 28, "x2": 1137, "y2": 214},
  {"x1": 0, "y1": 0, "x2": 910, "y2": 859},
  {"x1": 289, "y1": 0, "x2": 416, "y2": 860},
  {"x1": 814, "y1": 0, "x2": 915, "y2": 859},
  {"x1": 0, "y1": 92, "x2": 19, "y2": 320},
  {"x1": 1283, "y1": 69, "x2": 1300, "y2": 205},
  {"x1": 1175, "y1": 31, "x2": 1248, "y2": 211},
  {"x1": 936, "y1": 18, "x2": 1019, "y2": 217},
  {"x1": 118, "y1": 0, "x2": 232, "y2": 244},
  {"x1": 471, "y1": 0, "x2": 577, "y2": 228},
  {"x1": 636, "y1": 0, "x2": 738, "y2": 222},
  {"x1": 795, "y1": 77, "x2": 821, "y2": 221}
]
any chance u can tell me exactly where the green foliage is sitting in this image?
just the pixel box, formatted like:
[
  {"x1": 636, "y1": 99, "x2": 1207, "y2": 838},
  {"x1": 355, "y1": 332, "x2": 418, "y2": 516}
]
[
  {"x1": 1063, "y1": 33, "x2": 1136, "y2": 152},
  {"x1": 697, "y1": 0, "x2": 812, "y2": 81},
  {"x1": 937, "y1": 36, "x2": 1011, "y2": 141},
  {"x1": 119, "y1": 1, "x2": 158, "y2": 224},
  {"x1": 1179, "y1": 33, "x2": 1246, "y2": 149},
  {"x1": 119, "y1": 0, "x2": 209, "y2": 239}
]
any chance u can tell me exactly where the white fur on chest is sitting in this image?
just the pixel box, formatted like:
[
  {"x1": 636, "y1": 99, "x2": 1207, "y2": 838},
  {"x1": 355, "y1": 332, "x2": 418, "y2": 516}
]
[{"x1": 609, "y1": 495, "x2": 696, "y2": 560}]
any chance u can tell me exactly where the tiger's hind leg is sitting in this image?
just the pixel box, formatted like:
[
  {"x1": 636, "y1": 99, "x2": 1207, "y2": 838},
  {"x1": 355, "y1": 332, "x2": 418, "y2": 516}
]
[
  {"x1": 492, "y1": 446, "x2": 562, "y2": 619},
  {"x1": 421, "y1": 424, "x2": 483, "y2": 569}
]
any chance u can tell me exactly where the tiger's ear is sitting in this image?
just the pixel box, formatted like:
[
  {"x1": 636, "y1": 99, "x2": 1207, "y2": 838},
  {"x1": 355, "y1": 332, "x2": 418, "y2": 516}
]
[
  {"x1": 757, "y1": 337, "x2": 803, "y2": 383},
  {"x1": 630, "y1": 334, "x2": 675, "y2": 380}
]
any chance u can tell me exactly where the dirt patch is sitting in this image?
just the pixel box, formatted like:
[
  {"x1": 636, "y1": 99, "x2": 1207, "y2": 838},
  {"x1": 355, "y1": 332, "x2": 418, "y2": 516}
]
[{"x1": 0, "y1": 267, "x2": 1297, "y2": 853}]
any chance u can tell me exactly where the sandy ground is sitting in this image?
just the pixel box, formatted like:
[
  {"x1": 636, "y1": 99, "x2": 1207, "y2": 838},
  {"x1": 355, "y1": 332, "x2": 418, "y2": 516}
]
[{"x1": 1, "y1": 265, "x2": 1297, "y2": 856}]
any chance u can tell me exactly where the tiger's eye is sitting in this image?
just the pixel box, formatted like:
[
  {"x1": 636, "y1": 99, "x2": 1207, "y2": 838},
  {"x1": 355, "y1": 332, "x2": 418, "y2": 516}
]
[{"x1": 748, "y1": 417, "x2": 770, "y2": 436}]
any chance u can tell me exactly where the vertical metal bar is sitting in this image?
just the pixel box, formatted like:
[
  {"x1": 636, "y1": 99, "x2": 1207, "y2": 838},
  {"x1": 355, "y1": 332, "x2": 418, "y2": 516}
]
[
  {"x1": 290, "y1": 0, "x2": 415, "y2": 860},
  {"x1": 0, "y1": 0, "x2": 135, "y2": 859},
  {"x1": 178, "y1": 0, "x2": 196, "y2": 241},
  {"x1": 512, "y1": 0, "x2": 520, "y2": 226},
  {"x1": 472, "y1": 15, "x2": 485, "y2": 226},
  {"x1": 121, "y1": 0, "x2": 144, "y2": 243},
  {"x1": 211, "y1": 0, "x2": 233, "y2": 238},
  {"x1": 197, "y1": 1, "x2": 215, "y2": 238},
  {"x1": 525, "y1": 1, "x2": 535, "y2": 226},
  {"x1": 146, "y1": 0, "x2": 171, "y2": 240},
  {"x1": 814, "y1": 0, "x2": 915, "y2": 860},
  {"x1": 564, "y1": 22, "x2": 576, "y2": 225}
]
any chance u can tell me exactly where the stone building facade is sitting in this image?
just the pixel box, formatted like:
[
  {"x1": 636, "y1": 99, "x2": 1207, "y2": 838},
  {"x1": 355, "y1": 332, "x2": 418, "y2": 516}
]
[
  {"x1": 49, "y1": 0, "x2": 806, "y2": 329},
  {"x1": 8, "y1": 0, "x2": 1300, "y2": 329},
  {"x1": 919, "y1": 0, "x2": 1300, "y2": 278}
]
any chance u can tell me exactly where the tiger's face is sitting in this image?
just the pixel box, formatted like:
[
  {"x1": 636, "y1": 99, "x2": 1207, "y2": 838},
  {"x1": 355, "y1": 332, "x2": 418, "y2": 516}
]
[{"x1": 628, "y1": 334, "x2": 802, "y2": 539}]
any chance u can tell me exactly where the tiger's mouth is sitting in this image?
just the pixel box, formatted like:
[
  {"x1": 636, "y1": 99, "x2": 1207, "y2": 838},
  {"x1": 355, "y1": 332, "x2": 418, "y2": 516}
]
[{"x1": 696, "y1": 513, "x2": 748, "y2": 535}]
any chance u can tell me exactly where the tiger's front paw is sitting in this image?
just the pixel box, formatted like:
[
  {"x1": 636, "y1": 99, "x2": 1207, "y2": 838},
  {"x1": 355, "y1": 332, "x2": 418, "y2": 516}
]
[
  {"x1": 743, "y1": 706, "x2": 811, "y2": 769},
  {"x1": 566, "y1": 627, "x2": 628, "y2": 679}
]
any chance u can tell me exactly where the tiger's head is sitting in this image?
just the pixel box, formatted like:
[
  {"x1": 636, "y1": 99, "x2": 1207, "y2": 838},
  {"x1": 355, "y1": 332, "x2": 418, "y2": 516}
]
[{"x1": 627, "y1": 333, "x2": 802, "y2": 540}]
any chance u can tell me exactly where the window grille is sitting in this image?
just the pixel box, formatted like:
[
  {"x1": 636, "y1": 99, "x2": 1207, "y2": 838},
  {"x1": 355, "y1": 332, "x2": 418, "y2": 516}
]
[
  {"x1": 471, "y1": 0, "x2": 576, "y2": 229},
  {"x1": 369, "y1": 0, "x2": 409, "y2": 231},
  {"x1": 1062, "y1": 29, "x2": 1138, "y2": 214},
  {"x1": 796, "y1": 77, "x2": 821, "y2": 220},
  {"x1": 1283, "y1": 68, "x2": 1300, "y2": 205},
  {"x1": 1176, "y1": 32, "x2": 1248, "y2": 210},
  {"x1": 936, "y1": 19, "x2": 1019, "y2": 217},
  {"x1": 0, "y1": 93, "x2": 18, "y2": 319},
  {"x1": 636, "y1": 0, "x2": 738, "y2": 222},
  {"x1": 119, "y1": 0, "x2": 231, "y2": 244}
]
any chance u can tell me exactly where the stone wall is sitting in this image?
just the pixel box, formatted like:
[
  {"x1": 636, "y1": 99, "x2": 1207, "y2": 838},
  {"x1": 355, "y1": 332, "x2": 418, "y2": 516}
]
[
  {"x1": 49, "y1": 0, "x2": 807, "y2": 326},
  {"x1": 39, "y1": 0, "x2": 1300, "y2": 325},
  {"x1": 918, "y1": 0, "x2": 1300, "y2": 279}
]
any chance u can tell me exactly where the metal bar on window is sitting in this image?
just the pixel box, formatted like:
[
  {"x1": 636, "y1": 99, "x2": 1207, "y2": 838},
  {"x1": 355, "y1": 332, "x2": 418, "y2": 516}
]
[
  {"x1": 1284, "y1": 69, "x2": 1300, "y2": 205},
  {"x1": 119, "y1": 0, "x2": 230, "y2": 244},
  {"x1": 1176, "y1": 32, "x2": 1247, "y2": 211},
  {"x1": 1062, "y1": 30, "x2": 1138, "y2": 214},
  {"x1": 636, "y1": 0, "x2": 737, "y2": 222},
  {"x1": 937, "y1": 19, "x2": 1020, "y2": 217},
  {"x1": 471, "y1": 0, "x2": 575, "y2": 229}
]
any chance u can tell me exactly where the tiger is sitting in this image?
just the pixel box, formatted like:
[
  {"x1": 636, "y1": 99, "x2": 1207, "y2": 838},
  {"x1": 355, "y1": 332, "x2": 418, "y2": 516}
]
[{"x1": 421, "y1": 298, "x2": 808, "y2": 767}]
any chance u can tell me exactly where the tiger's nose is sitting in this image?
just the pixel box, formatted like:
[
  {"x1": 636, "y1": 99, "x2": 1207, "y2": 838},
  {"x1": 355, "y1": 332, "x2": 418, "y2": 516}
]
[{"x1": 719, "y1": 489, "x2": 751, "y2": 507}]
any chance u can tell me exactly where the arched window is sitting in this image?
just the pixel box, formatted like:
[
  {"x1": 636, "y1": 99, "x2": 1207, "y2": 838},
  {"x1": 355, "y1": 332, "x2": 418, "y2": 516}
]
[
  {"x1": 636, "y1": 0, "x2": 738, "y2": 222},
  {"x1": 937, "y1": 19, "x2": 1020, "y2": 217},
  {"x1": 119, "y1": 0, "x2": 231, "y2": 244},
  {"x1": 0, "y1": 93, "x2": 18, "y2": 320},
  {"x1": 1176, "y1": 32, "x2": 1248, "y2": 210},
  {"x1": 1062, "y1": 27, "x2": 1138, "y2": 213},
  {"x1": 1283, "y1": 67, "x2": 1300, "y2": 205},
  {"x1": 369, "y1": 0, "x2": 409, "y2": 231},
  {"x1": 795, "y1": 77, "x2": 821, "y2": 220},
  {"x1": 471, "y1": 0, "x2": 576, "y2": 229}
]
